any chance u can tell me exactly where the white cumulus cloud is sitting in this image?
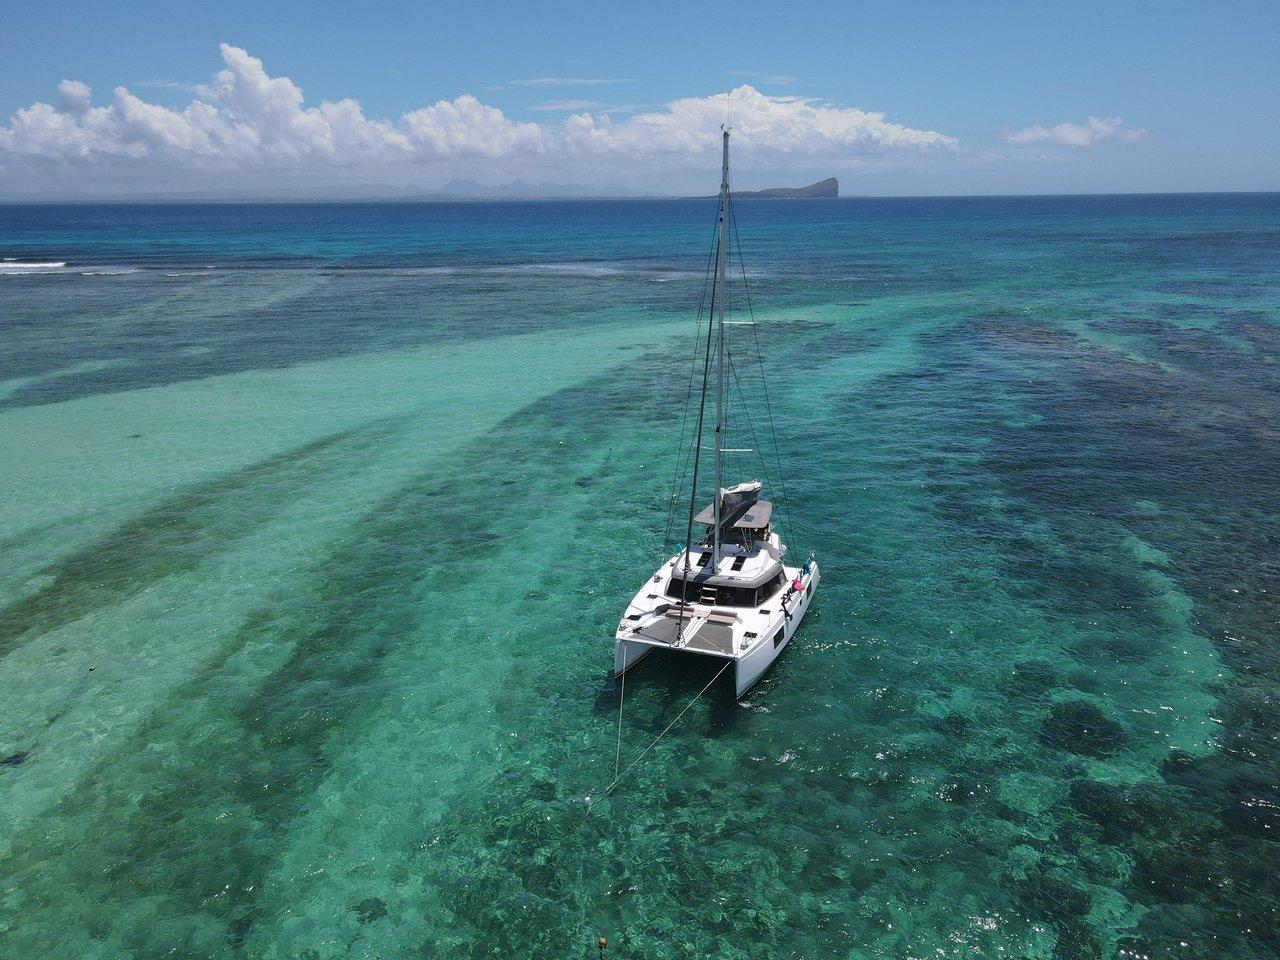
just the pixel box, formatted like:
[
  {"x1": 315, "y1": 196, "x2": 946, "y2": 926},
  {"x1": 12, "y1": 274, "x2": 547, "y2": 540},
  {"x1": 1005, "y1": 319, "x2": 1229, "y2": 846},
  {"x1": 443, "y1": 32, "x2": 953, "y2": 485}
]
[
  {"x1": 0, "y1": 45, "x2": 955, "y2": 190},
  {"x1": 561, "y1": 85, "x2": 957, "y2": 160},
  {"x1": 1003, "y1": 116, "x2": 1147, "y2": 148},
  {"x1": 56, "y1": 79, "x2": 93, "y2": 114},
  {"x1": 0, "y1": 44, "x2": 542, "y2": 168}
]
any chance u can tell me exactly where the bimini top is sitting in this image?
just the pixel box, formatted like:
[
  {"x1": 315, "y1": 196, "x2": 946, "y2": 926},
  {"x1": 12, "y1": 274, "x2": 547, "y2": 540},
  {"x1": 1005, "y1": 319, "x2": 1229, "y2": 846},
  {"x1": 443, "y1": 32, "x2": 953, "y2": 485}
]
[
  {"x1": 693, "y1": 499, "x2": 774, "y2": 530},
  {"x1": 693, "y1": 480, "x2": 772, "y2": 530}
]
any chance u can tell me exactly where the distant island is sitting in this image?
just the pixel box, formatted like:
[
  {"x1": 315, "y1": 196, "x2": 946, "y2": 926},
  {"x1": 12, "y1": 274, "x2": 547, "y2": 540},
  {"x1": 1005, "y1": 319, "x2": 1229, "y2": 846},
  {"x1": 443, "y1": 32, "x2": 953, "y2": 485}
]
[{"x1": 732, "y1": 178, "x2": 839, "y2": 199}]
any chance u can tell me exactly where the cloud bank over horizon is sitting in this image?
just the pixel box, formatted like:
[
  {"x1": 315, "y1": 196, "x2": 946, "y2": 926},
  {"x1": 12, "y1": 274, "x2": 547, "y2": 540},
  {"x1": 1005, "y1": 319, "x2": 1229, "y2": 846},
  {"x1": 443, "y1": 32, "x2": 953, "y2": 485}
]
[{"x1": 0, "y1": 44, "x2": 959, "y2": 195}]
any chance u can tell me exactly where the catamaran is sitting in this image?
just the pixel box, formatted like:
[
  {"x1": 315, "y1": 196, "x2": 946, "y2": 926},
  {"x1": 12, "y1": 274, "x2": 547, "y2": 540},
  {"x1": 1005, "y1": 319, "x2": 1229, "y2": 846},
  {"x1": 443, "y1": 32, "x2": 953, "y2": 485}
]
[{"x1": 613, "y1": 129, "x2": 819, "y2": 698}]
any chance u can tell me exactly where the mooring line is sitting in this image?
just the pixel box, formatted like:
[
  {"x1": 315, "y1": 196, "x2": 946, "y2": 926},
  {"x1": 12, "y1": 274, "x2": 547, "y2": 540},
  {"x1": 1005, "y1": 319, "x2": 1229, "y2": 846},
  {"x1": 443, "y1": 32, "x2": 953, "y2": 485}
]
[
  {"x1": 599, "y1": 658, "x2": 732, "y2": 798},
  {"x1": 612, "y1": 641, "x2": 628, "y2": 782}
]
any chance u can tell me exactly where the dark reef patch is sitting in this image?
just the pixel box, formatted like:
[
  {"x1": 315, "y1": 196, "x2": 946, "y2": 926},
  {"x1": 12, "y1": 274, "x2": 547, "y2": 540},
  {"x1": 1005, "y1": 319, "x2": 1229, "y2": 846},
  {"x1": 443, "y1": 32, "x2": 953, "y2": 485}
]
[
  {"x1": 1039, "y1": 700, "x2": 1127, "y2": 757},
  {"x1": 352, "y1": 897, "x2": 388, "y2": 924}
]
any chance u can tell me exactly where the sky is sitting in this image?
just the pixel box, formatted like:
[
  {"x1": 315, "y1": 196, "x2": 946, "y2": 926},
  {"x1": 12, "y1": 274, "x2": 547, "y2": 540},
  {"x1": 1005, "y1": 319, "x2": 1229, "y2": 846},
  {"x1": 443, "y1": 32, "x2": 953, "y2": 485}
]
[{"x1": 1, "y1": 0, "x2": 1278, "y2": 198}]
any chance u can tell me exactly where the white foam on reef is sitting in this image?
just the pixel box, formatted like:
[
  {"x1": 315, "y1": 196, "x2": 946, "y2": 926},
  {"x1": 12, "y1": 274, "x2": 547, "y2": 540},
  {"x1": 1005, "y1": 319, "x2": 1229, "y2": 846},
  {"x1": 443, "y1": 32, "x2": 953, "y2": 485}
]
[
  {"x1": 0, "y1": 260, "x2": 67, "y2": 274},
  {"x1": 527, "y1": 262, "x2": 629, "y2": 275},
  {"x1": 0, "y1": 260, "x2": 139, "y2": 276},
  {"x1": 511, "y1": 262, "x2": 703, "y2": 279}
]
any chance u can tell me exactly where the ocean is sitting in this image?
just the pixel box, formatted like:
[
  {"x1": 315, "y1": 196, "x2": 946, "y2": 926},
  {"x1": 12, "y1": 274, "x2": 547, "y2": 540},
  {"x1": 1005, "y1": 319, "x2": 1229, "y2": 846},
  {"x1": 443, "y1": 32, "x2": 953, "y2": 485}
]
[{"x1": 1, "y1": 195, "x2": 1277, "y2": 959}]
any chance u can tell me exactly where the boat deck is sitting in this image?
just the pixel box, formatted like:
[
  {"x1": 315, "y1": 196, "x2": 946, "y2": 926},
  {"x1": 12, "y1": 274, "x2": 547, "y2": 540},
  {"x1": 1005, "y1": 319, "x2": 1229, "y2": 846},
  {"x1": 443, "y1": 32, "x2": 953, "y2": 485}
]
[
  {"x1": 625, "y1": 606, "x2": 738, "y2": 657},
  {"x1": 668, "y1": 607, "x2": 737, "y2": 655}
]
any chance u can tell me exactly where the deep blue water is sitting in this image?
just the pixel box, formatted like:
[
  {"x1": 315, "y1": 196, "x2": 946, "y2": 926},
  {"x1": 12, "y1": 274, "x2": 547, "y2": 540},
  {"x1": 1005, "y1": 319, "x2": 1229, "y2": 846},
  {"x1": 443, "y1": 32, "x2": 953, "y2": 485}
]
[{"x1": 3, "y1": 194, "x2": 1279, "y2": 268}]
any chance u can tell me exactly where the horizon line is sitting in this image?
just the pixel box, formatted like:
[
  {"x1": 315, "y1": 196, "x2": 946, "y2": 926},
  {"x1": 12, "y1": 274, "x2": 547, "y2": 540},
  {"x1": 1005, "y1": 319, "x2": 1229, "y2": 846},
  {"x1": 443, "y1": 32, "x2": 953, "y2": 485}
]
[{"x1": 3, "y1": 189, "x2": 1280, "y2": 206}]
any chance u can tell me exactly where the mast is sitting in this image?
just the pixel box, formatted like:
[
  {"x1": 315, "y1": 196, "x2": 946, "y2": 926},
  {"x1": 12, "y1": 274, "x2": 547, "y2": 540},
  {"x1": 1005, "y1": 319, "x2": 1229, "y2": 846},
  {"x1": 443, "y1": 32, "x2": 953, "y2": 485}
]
[{"x1": 712, "y1": 127, "x2": 730, "y2": 562}]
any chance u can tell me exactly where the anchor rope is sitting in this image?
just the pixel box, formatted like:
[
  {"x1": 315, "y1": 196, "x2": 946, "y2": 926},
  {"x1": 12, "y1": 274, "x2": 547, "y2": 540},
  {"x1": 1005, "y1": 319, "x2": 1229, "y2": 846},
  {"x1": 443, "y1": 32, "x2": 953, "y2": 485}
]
[
  {"x1": 612, "y1": 641, "x2": 627, "y2": 781},
  {"x1": 602, "y1": 658, "x2": 732, "y2": 797}
]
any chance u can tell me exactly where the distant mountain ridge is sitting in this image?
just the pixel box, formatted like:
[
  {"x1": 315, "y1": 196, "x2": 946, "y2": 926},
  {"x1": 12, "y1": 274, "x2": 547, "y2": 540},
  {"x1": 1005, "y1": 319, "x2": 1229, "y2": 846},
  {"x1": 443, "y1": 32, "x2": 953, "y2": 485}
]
[{"x1": 733, "y1": 178, "x2": 839, "y2": 199}]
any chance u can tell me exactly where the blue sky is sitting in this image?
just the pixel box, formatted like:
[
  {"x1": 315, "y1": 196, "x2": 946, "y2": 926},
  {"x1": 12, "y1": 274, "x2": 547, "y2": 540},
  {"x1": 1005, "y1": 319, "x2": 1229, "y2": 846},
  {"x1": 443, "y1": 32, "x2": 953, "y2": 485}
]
[{"x1": 2, "y1": 0, "x2": 1277, "y2": 197}]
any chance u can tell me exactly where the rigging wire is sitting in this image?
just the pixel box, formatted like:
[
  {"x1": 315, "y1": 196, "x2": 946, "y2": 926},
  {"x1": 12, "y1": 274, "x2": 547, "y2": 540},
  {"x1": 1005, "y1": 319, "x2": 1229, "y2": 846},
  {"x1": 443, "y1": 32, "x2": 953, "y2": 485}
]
[
  {"x1": 727, "y1": 193, "x2": 799, "y2": 553},
  {"x1": 662, "y1": 218, "x2": 722, "y2": 556},
  {"x1": 676, "y1": 235, "x2": 721, "y2": 617},
  {"x1": 724, "y1": 338, "x2": 781, "y2": 531},
  {"x1": 662, "y1": 246, "x2": 716, "y2": 551}
]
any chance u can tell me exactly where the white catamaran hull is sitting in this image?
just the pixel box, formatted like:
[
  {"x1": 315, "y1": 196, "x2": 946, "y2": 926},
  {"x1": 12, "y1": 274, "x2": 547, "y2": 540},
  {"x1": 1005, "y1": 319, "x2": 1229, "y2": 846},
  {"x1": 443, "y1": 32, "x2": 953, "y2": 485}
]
[
  {"x1": 614, "y1": 560, "x2": 819, "y2": 698},
  {"x1": 733, "y1": 562, "x2": 818, "y2": 696}
]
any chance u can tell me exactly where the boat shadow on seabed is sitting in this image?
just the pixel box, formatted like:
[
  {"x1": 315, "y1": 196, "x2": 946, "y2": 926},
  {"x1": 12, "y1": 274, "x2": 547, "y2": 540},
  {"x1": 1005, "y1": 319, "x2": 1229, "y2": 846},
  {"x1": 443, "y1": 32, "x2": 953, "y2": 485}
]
[{"x1": 593, "y1": 646, "x2": 753, "y2": 737}]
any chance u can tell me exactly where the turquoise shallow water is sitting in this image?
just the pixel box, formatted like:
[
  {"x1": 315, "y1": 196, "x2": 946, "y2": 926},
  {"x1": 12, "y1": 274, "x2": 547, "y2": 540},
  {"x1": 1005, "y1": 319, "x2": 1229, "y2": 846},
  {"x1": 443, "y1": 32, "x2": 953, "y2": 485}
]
[{"x1": 1, "y1": 196, "x2": 1278, "y2": 959}]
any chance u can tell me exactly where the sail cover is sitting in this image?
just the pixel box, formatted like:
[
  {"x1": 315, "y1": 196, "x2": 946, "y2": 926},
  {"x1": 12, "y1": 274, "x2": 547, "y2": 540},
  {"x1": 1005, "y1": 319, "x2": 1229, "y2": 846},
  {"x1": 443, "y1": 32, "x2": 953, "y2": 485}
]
[
  {"x1": 720, "y1": 480, "x2": 762, "y2": 516},
  {"x1": 693, "y1": 480, "x2": 771, "y2": 529}
]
